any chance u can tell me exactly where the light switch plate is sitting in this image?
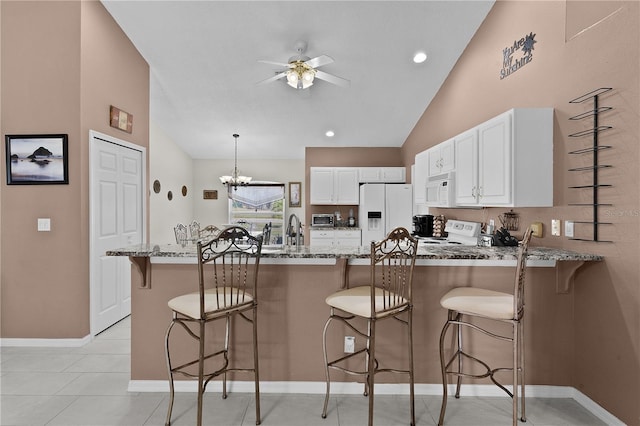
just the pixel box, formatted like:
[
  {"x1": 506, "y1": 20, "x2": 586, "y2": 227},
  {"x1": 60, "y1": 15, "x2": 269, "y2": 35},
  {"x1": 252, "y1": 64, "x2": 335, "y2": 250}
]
[
  {"x1": 530, "y1": 222, "x2": 543, "y2": 237},
  {"x1": 565, "y1": 220, "x2": 574, "y2": 238},
  {"x1": 37, "y1": 218, "x2": 51, "y2": 232},
  {"x1": 551, "y1": 219, "x2": 560, "y2": 236}
]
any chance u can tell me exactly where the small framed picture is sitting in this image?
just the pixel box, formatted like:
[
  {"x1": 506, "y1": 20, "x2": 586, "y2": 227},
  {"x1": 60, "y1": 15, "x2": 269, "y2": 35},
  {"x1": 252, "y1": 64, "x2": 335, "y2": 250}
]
[
  {"x1": 5, "y1": 134, "x2": 69, "y2": 185},
  {"x1": 289, "y1": 182, "x2": 301, "y2": 208}
]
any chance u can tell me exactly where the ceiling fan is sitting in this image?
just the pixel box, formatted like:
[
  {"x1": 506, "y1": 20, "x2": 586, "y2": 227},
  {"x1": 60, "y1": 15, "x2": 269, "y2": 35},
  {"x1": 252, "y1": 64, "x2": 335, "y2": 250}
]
[{"x1": 258, "y1": 41, "x2": 350, "y2": 90}]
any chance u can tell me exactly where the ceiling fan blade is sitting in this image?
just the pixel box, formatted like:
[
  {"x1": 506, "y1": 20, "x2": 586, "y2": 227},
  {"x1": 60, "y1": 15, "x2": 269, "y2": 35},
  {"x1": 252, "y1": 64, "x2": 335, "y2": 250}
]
[
  {"x1": 304, "y1": 54, "x2": 334, "y2": 69},
  {"x1": 257, "y1": 71, "x2": 287, "y2": 85},
  {"x1": 258, "y1": 59, "x2": 291, "y2": 67},
  {"x1": 315, "y1": 70, "x2": 350, "y2": 88}
]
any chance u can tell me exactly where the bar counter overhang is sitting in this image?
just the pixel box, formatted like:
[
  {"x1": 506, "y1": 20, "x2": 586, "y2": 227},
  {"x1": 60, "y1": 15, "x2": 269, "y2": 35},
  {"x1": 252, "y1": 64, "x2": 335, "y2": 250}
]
[{"x1": 107, "y1": 243, "x2": 602, "y2": 394}]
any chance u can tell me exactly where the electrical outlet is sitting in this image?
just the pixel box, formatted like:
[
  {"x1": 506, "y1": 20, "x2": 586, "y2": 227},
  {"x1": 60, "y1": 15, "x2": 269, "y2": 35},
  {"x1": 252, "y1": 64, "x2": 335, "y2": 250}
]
[
  {"x1": 344, "y1": 336, "x2": 355, "y2": 354},
  {"x1": 551, "y1": 219, "x2": 561, "y2": 236},
  {"x1": 565, "y1": 220, "x2": 574, "y2": 238}
]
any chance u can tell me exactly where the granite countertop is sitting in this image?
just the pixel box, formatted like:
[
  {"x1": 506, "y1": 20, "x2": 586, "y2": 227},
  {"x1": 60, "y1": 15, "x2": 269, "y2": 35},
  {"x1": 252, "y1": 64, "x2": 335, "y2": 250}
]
[
  {"x1": 309, "y1": 226, "x2": 361, "y2": 231},
  {"x1": 106, "y1": 243, "x2": 603, "y2": 262}
]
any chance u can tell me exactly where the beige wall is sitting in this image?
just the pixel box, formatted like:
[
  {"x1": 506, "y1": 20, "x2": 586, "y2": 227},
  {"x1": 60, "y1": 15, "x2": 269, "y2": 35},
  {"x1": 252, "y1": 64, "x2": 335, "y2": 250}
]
[
  {"x1": 149, "y1": 121, "x2": 194, "y2": 243},
  {"x1": 401, "y1": 2, "x2": 638, "y2": 424},
  {"x1": 0, "y1": 1, "x2": 149, "y2": 338},
  {"x1": 191, "y1": 158, "x2": 306, "y2": 232}
]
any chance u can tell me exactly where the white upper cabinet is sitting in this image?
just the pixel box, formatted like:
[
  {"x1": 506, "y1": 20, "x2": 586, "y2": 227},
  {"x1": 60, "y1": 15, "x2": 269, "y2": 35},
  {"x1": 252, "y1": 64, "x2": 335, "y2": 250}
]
[
  {"x1": 427, "y1": 139, "x2": 455, "y2": 177},
  {"x1": 453, "y1": 128, "x2": 479, "y2": 205},
  {"x1": 309, "y1": 167, "x2": 335, "y2": 204},
  {"x1": 413, "y1": 150, "x2": 429, "y2": 205},
  {"x1": 454, "y1": 108, "x2": 553, "y2": 207},
  {"x1": 358, "y1": 167, "x2": 406, "y2": 183},
  {"x1": 335, "y1": 168, "x2": 359, "y2": 204},
  {"x1": 380, "y1": 167, "x2": 406, "y2": 183},
  {"x1": 478, "y1": 112, "x2": 512, "y2": 205},
  {"x1": 310, "y1": 167, "x2": 359, "y2": 205}
]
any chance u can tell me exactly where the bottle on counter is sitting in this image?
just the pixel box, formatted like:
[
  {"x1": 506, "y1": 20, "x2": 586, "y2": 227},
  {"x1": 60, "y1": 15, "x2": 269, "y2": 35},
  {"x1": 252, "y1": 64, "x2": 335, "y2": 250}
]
[{"x1": 348, "y1": 209, "x2": 356, "y2": 227}]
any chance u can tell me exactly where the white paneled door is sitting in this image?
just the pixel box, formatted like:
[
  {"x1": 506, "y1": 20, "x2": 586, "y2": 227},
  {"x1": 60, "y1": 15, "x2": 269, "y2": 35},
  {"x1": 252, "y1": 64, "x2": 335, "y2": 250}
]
[{"x1": 90, "y1": 131, "x2": 145, "y2": 336}]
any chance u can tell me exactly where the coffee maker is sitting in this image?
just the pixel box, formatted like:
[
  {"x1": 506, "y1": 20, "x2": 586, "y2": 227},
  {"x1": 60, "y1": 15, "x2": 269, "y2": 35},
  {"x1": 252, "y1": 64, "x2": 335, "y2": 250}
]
[{"x1": 412, "y1": 215, "x2": 434, "y2": 237}]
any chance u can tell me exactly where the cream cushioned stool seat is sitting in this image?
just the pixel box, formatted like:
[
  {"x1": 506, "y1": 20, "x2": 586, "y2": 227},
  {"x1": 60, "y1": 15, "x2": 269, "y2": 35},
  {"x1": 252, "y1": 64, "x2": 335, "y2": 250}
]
[
  {"x1": 440, "y1": 287, "x2": 514, "y2": 320},
  {"x1": 438, "y1": 227, "x2": 533, "y2": 426},
  {"x1": 321, "y1": 227, "x2": 418, "y2": 426},
  {"x1": 168, "y1": 288, "x2": 254, "y2": 320},
  {"x1": 325, "y1": 286, "x2": 408, "y2": 318}
]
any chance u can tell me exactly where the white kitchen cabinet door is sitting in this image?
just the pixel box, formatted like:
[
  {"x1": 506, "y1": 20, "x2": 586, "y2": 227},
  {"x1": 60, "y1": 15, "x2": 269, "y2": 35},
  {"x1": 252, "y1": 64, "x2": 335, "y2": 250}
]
[
  {"x1": 358, "y1": 167, "x2": 405, "y2": 183},
  {"x1": 334, "y1": 229, "x2": 362, "y2": 246},
  {"x1": 453, "y1": 108, "x2": 553, "y2": 207},
  {"x1": 310, "y1": 167, "x2": 359, "y2": 205},
  {"x1": 413, "y1": 150, "x2": 429, "y2": 205},
  {"x1": 478, "y1": 112, "x2": 512, "y2": 205},
  {"x1": 358, "y1": 167, "x2": 382, "y2": 183},
  {"x1": 310, "y1": 229, "x2": 335, "y2": 246},
  {"x1": 454, "y1": 129, "x2": 479, "y2": 205},
  {"x1": 334, "y1": 168, "x2": 359, "y2": 204},
  {"x1": 310, "y1": 167, "x2": 335, "y2": 204},
  {"x1": 427, "y1": 139, "x2": 455, "y2": 177},
  {"x1": 380, "y1": 167, "x2": 406, "y2": 183},
  {"x1": 311, "y1": 229, "x2": 361, "y2": 246}
]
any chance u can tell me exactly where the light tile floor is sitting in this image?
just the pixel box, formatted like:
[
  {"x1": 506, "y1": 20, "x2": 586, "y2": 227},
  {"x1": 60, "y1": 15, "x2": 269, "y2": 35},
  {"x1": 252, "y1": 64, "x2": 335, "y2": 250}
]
[{"x1": 1, "y1": 317, "x2": 606, "y2": 425}]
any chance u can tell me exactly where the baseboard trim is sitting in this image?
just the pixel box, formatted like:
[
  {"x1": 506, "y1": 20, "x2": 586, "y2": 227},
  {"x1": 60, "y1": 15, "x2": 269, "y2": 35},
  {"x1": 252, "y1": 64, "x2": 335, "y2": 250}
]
[
  {"x1": 0, "y1": 335, "x2": 92, "y2": 347},
  {"x1": 128, "y1": 380, "x2": 623, "y2": 425}
]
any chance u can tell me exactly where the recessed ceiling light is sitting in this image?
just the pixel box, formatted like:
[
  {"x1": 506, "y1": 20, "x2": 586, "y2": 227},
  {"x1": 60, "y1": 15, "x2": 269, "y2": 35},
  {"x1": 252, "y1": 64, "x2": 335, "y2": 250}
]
[
  {"x1": 413, "y1": 51, "x2": 427, "y2": 64},
  {"x1": 325, "y1": 130, "x2": 335, "y2": 138}
]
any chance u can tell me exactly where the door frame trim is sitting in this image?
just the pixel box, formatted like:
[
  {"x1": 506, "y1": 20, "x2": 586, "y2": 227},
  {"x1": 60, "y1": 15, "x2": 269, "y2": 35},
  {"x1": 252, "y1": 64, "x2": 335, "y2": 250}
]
[{"x1": 89, "y1": 130, "x2": 147, "y2": 337}]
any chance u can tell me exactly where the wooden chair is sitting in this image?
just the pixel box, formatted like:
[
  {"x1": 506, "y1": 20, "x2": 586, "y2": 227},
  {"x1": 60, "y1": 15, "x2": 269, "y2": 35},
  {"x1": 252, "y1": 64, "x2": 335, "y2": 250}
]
[
  {"x1": 164, "y1": 226, "x2": 263, "y2": 426},
  {"x1": 321, "y1": 227, "x2": 418, "y2": 426},
  {"x1": 438, "y1": 227, "x2": 533, "y2": 426}
]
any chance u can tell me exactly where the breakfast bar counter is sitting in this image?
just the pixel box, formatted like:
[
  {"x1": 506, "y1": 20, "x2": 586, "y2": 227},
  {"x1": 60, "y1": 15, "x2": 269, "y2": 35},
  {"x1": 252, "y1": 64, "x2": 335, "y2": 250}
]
[{"x1": 107, "y1": 243, "x2": 602, "y2": 392}]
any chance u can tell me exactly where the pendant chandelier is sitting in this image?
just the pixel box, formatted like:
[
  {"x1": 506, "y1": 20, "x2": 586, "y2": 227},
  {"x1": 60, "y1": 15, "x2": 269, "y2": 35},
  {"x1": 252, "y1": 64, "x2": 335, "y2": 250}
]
[{"x1": 219, "y1": 133, "x2": 252, "y2": 190}]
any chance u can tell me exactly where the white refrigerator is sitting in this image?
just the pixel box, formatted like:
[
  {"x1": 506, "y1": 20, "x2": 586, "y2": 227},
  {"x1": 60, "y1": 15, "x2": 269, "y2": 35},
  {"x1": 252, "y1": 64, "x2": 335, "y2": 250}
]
[{"x1": 359, "y1": 183, "x2": 413, "y2": 245}]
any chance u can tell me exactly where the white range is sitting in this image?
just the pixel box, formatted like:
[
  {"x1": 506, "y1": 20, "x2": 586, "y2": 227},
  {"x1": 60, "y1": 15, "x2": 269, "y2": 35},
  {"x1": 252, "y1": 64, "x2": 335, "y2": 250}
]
[{"x1": 415, "y1": 219, "x2": 482, "y2": 246}]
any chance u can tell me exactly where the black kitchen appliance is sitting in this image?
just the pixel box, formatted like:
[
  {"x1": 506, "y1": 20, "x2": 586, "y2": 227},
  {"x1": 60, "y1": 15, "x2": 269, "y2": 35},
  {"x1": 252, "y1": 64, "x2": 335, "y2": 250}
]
[{"x1": 412, "y1": 214, "x2": 434, "y2": 237}]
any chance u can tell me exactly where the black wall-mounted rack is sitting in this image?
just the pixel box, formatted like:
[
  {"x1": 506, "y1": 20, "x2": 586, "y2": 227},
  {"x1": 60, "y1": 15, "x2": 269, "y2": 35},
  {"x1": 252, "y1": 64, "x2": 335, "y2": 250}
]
[{"x1": 567, "y1": 87, "x2": 613, "y2": 242}]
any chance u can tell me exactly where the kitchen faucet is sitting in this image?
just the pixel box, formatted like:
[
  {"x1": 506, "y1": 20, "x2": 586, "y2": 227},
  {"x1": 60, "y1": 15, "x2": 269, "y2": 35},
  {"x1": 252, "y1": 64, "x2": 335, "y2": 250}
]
[{"x1": 287, "y1": 213, "x2": 302, "y2": 247}]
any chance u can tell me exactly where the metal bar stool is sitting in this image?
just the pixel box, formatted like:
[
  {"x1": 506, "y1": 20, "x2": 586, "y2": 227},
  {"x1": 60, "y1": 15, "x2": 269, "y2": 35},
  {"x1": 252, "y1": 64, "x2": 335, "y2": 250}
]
[
  {"x1": 438, "y1": 227, "x2": 533, "y2": 426},
  {"x1": 164, "y1": 226, "x2": 263, "y2": 426},
  {"x1": 321, "y1": 227, "x2": 418, "y2": 426}
]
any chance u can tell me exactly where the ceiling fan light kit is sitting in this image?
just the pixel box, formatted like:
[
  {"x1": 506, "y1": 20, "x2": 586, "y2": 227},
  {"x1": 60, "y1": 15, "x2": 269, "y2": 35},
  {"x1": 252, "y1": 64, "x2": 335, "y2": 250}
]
[
  {"x1": 258, "y1": 40, "x2": 350, "y2": 90},
  {"x1": 286, "y1": 61, "x2": 316, "y2": 89},
  {"x1": 219, "y1": 134, "x2": 252, "y2": 190}
]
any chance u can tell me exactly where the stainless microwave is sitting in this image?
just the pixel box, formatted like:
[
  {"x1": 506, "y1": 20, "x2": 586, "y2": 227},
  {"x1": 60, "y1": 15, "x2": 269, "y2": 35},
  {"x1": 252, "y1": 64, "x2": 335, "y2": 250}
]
[{"x1": 311, "y1": 214, "x2": 335, "y2": 227}]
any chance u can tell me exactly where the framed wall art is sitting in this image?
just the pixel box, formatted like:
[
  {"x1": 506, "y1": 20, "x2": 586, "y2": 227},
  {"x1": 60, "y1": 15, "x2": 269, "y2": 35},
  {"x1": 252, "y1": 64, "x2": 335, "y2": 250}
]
[
  {"x1": 5, "y1": 134, "x2": 69, "y2": 184},
  {"x1": 289, "y1": 181, "x2": 301, "y2": 208}
]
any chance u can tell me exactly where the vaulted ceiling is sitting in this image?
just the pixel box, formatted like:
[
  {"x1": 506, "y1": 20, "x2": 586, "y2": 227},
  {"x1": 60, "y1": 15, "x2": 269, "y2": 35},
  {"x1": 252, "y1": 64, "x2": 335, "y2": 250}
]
[{"x1": 101, "y1": 1, "x2": 494, "y2": 160}]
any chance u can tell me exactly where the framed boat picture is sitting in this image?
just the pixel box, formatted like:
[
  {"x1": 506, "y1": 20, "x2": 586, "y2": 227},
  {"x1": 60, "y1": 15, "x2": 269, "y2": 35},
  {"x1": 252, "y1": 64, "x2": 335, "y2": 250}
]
[{"x1": 5, "y1": 134, "x2": 69, "y2": 184}]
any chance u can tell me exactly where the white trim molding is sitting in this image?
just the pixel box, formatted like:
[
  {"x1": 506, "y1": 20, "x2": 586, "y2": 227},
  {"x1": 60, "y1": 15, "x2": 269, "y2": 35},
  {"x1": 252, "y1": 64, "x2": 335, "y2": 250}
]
[
  {"x1": 0, "y1": 335, "x2": 92, "y2": 347},
  {"x1": 128, "y1": 380, "x2": 624, "y2": 425}
]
